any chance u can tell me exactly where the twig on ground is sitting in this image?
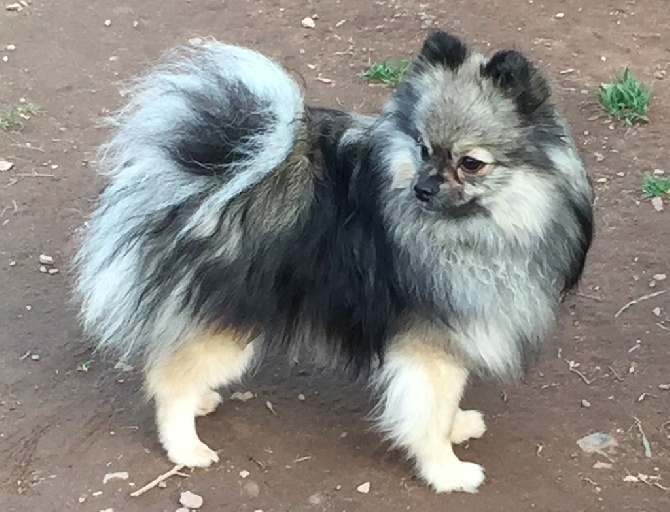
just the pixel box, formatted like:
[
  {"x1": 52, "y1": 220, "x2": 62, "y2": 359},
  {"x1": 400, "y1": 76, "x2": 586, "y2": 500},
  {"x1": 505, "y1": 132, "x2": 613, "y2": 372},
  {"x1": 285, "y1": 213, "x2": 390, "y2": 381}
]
[
  {"x1": 15, "y1": 173, "x2": 55, "y2": 178},
  {"x1": 569, "y1": 365, "x2": 595, "y2": 385},
  {"x1": 633, "y1": 417, "x2": 652, "y2": 458},
  {"x1": 129, "y1": 464, "x2": 188, "y2": 497},
  {"x1": 608, "y1": 365, "x2": 624, "y2": 382},
  {"x1": 576, "y1": 292, "x2": 605, "y2": 302},
  {"x1": 615, "y1": 290, "x2": 668, "y2": 318},
  {"x1": 10, "y1": 142, "x2": 46, "y2": 152}
]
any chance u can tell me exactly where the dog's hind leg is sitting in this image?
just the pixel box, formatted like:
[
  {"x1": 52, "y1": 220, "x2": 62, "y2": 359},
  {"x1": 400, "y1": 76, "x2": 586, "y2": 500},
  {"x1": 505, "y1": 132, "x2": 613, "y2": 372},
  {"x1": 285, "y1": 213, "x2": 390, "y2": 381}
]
[
  {"x1": 145, "y1": 330, "x2": 257, "y2": 467},
  {"x1": 373, "y1": 333, "x2": 485, "y2": 493}
]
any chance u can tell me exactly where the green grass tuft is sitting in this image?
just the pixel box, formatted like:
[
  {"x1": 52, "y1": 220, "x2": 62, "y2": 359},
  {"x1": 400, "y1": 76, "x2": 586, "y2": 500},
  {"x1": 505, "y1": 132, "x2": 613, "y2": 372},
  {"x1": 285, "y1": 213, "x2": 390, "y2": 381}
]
[
  {"x1": 642, "y1": 173, "x2": 670, "y2": 199},
  {"x1": 358, "y1": 59, "x2": 410, "y2": 87},
  {"x1": 598, "y1": 68, "x2": 651, "y2": 125},
  {"x1": 77, "y1": 360, "x2": 93, "y2": 372},
  {"x1": 0, "y1": 102, "x2": 40, "y2": 130}
]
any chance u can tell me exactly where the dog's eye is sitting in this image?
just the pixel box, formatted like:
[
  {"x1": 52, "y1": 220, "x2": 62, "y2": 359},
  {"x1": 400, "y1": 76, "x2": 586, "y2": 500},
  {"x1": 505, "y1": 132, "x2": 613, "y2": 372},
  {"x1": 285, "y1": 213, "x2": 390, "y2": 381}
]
[
  {"x1": 419, "y1": 144, "x2": 430, "y2": 161},
  {"x1": 459, "y1": 156, "x2": 485, "y2": 173}
]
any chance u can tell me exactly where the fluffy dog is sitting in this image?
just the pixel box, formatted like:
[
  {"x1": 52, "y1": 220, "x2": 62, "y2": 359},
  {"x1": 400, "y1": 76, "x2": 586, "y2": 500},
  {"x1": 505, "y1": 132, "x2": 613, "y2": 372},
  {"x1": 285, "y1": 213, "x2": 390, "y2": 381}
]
[{"x1": 74, "y1": 30, "x2": 593, "y2": 493}]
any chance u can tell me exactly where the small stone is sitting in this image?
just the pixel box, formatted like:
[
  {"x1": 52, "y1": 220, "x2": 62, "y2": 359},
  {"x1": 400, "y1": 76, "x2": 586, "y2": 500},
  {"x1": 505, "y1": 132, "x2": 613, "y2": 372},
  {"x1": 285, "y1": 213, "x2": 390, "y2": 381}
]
[
  {"x1": 180, "y1": 491, "x2": 203, "y2": 509},
  {"x1": 652, "y1": 307, "x2": 662, "y2": 317},
  {"x1": 91, "y1": 491, "x2": 103, "y2": 497},
  {"x1": 188, "y1": 37, "x2": 204, "y2": 46},
  {"x1": 653, "y1": 273, "x2": 667, "y2": 281},
  {"x1": 78, "y1": 496, "x2": 86, "y2": 503},
  {"x1": 243, "y1": 480, "x2": 260, "y2": 498},
  {"x1": 103, "y1": 471, "x2": 129, "y2": 484},
  {"x1": 555, "y1": 12, "x2": 565, "y2": 18},
  {"x1": 596, "y1": 177, "x2": 608, "y2": 183},
  {"x1": 5, "y1": 3, "x2": 22, "y2": 11},
  {"x1": 9, "y1": 261, "x2": 16, "y2": 266},
  {"x1": 653, "y1": 169, "x2": 665, "y2": 175},
  {"x1": 616, "y1": 172, "x2": 625, "y2": 177},
  {"x1": 39, "y1": 254, "x2": 54, "y2": 265},
  {"x1": 623, "y1": 475, "x2": 639, "y2": 483},
  {"x1": 651, "y1": 196, "x2": 664, "y2": 212},
  {"x1": 593, "y1": 462, "x2": 612, "y2": 470},
  {"x1": 0, "y1": 160, "x2": 14, "y2": 172},
  {"x1": 100, "y1": 509, "x2": 114, "y2": 512},
  {"x1": 356, "y1": 482, "x2": 370, "y2": 494},
  {"x1": 581, "y1": 399, "x2": 591, "y2": 408},
  {"x1": 39, "y1": 266, "x2": 48, "y2": 273},
  {"x1": 6, "y1": 44, "x2": 16, "y2": 51},
  {"x1": 230, "y1": 391, "x2": 254, "y2": 402},
  {"x1": 48, "y1": 268, "x2": 60, "y2": 275},
  {"x1": 594, "y1": 152, "x2": 605, "y2": 162},
  {"x1": 298, "y1": 393, "x2": 305, "y2": 401},
  {"x1": 104, "y1": 19, "x2": 112, "y2": 27},
  {"x1": 2, "y1": 56, "x2": 8, "y2": 63},
  {"x1": 335, "y1": 19, "x2": 346, "y2": 27},
  {"x1": 239, "y1": 470, "x2": 250, "y2": 478},
  {"x1": 308, "y1": 492, "x2": 326, "y2": 505},
  {"x1": 157, "y1": 481, "x2": 167, "y2": 488},
  {"x1": 31, "y1": 354, "x2": 40, "y2": 361},
  {"x1": 577, "y1": 432, "x2": 618, "y2": 454},
  {"x1": 658, "y1": 384, "x2": 670, "y2": 391},
  {"x1": 176, "y1": 508, "x2": 189, "y2": 512},
  {"x1": 301, "y1": 17, "x2": 316, "y2": 29},
  {"x1": 133, "y1": 20, "x2": 139, "y2": 27}
]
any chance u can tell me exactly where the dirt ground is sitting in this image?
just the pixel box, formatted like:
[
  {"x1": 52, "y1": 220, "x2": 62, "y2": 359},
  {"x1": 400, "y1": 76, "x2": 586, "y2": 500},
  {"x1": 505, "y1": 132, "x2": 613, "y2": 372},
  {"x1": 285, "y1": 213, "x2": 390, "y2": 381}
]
[{"x1": 1, "y1": 0, "x2": 669, "y2": 511}]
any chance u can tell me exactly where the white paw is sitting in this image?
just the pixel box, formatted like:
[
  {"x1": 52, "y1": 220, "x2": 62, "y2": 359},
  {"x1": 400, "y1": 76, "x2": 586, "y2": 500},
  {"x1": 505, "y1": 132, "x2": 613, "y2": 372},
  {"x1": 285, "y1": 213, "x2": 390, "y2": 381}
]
[
  {"x1": 420, "y1": 459, "x2": 486, "y2": 493},
  {"x1": 196, "y1": 390, "x2": 223, "y2": 417},
  {"x1": 450, "y1": 409, "x2": 486, "y2": 444},
  {"x1": 166, "y1": 440, "x2": 220, "y2": 468}
]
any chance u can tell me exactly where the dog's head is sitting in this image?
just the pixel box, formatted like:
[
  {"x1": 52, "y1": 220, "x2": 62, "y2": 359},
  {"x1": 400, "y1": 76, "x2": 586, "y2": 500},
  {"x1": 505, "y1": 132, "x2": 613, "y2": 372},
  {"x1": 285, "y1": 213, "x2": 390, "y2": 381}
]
[{"x1": 379, "y1": 31, "x2": 592, "y2": 243}]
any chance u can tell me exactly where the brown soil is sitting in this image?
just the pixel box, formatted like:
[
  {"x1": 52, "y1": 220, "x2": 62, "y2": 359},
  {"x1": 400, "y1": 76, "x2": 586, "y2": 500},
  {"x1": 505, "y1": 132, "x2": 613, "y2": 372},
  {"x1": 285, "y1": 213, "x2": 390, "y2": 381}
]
[{"x1": 1, "y1": 1, "x2": 669, "y2": 511}]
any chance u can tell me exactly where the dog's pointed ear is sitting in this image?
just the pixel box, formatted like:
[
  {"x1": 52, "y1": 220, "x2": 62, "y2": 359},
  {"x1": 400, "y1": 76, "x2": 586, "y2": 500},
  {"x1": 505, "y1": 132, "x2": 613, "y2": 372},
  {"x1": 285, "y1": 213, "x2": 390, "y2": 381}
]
[
  {"x1": 483, "y1": 50, "x2": 551, "y2": 116},
  {"x1": 419, "y1": 31, "x2": 469, "y2": 70}
]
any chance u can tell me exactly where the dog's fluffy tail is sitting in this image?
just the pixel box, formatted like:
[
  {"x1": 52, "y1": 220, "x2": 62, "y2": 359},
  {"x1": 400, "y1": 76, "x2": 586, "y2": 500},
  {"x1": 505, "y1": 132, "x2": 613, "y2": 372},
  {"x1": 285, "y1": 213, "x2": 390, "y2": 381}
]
[{"x1": 73, "y1": 39, "x2": 304, "y2": 362}]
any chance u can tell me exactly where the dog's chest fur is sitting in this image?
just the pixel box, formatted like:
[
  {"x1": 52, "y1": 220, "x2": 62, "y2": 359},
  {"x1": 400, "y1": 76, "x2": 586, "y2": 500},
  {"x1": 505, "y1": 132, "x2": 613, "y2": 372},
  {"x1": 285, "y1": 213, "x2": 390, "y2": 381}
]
[{"x1": 387, "y1": 198, "x2": 558, "y2": 375}]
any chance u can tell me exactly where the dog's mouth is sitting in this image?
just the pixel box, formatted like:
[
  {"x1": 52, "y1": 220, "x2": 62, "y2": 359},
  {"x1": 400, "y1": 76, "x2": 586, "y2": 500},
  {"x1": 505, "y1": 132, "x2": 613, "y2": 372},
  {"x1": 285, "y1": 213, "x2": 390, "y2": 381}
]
[{"x1": 416, "y1": 195, "x2": 488, "y2": 219}]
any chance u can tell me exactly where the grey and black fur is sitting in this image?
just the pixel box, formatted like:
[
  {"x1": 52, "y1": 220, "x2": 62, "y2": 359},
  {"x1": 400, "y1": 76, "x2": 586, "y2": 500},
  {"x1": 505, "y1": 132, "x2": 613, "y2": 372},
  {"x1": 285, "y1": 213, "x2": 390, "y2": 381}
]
[{"x1": 74, "y1": 31, "x2": 593, "y2": 493}]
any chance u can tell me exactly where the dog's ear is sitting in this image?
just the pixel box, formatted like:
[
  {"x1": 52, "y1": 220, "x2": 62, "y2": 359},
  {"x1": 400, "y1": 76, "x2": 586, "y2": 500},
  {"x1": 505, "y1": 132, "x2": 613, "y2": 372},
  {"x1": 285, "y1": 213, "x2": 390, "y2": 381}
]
[
  {"x1": 483, "y1": 50, "x2": 551, "y2": 116},
  {"x1": 418, "y1": 31, "x2": 469, "y2": 71}
]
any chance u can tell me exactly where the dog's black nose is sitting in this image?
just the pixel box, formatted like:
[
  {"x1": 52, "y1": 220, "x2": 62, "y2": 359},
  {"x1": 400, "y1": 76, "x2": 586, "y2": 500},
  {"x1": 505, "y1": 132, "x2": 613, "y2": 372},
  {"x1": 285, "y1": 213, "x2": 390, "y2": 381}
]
[{"x1": 414, "y1": 179, "x2": 440, "y2": 202}]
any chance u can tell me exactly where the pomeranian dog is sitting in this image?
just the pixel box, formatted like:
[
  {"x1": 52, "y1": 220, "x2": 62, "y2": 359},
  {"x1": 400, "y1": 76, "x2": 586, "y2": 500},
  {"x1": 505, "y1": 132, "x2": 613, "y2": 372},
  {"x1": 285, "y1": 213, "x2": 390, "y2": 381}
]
[{"x1": 74, "y1": 30, "x2": 593, "y2": 493}]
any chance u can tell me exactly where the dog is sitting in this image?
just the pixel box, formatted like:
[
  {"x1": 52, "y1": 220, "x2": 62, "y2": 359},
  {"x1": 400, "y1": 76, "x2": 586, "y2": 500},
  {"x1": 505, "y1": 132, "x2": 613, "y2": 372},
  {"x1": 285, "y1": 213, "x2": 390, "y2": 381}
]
[{"x1": 74, "y1": 30, "x2": 594, "y2": 493}]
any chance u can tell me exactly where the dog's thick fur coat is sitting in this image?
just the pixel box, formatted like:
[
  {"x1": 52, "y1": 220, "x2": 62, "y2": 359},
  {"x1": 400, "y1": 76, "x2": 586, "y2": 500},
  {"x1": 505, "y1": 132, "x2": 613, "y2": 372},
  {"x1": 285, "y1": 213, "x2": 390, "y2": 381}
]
[{"x1": 74, "y1": 31, "x2": 593, "y2": 492}]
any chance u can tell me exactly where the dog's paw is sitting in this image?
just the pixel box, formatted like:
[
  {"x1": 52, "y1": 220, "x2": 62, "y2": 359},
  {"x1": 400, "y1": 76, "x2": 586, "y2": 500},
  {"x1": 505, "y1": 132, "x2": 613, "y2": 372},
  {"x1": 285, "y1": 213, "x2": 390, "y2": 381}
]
[
  {"x1": 450, "y1": 409, "x2": 486, "y2": 444},
  {"x1": 167, "y1": 441, "x2": 220, "y2": 468},
  {"x1": 196, "y1": 390, "x2": 223, "y2": 417},
  {"x1": 421, "y1": 459, "x2": 486, "y2": 493}
]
